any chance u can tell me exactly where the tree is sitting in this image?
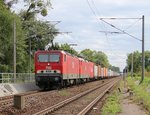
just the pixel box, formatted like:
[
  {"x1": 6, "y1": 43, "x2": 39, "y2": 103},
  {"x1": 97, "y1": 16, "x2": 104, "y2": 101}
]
[
  {"x1": 127, "y1": 51, "x2": 150, "y2": 73},
  {"x1": 59, "y1": 44, "x2": 78, "y2": 56},
  {"x1": 93, "y1": 51, "x2": 110, "y2": 67},
  {"x1": 79, "y1": 49, "x2": 110, "y2": 67},
  {"x1": 22, "y1": 20, "x2": 58, "y2": 51},
  {"x1": 0, "y1": 0, "x2": 58, "y2": 73},
  {"x1": 145, "y1": 51, "x2": 150, "y2": 72},
  {"x1": 4, "y1": 0, "x2": 51, "y2": 18},
  {"x1": 0, "y1": 2, "x2": 28, "y2": 72},
  {"x1": 79, "y1": 49, "x2": 94, "y2": 61},
  {"x1": 128, "y1": 51, "x2": 142, "y2": 73},
  {"x1": 109, "y1": 66, "x2": 120, "y2": 72}
]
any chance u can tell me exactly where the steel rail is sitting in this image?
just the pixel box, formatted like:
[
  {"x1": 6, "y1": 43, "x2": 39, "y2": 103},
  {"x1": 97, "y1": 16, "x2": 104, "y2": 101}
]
[
  {"x1": 0, "y1": 99, "x2": 13, "y2": 111},
  {"x1": 33, "y1": 78, "x2": 118, "y2": 115},
  {"x1": 77, "y1": 78, "x2": 120, "y2": 115}
]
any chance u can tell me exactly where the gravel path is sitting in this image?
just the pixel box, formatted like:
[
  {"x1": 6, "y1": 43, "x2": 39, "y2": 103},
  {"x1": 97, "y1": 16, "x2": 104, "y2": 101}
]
[{"x1": 118, "y1": 89, "x2": 148, "y2": 115}]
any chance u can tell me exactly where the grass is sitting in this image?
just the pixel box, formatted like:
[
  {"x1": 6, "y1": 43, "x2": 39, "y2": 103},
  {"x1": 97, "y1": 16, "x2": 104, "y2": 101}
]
[
  {"x1": 101, "y1": 90, "x2": 121, "y2": 115},
  {"x1": 127, "y1": 76, "x2": 150, "y2": 112}
]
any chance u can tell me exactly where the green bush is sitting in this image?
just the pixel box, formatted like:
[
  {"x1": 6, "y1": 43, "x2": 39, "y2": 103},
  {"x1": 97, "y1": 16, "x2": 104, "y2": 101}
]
[
  {"x1": 127, "y1": 77, "x2": 150, "y2": 112},
  {"x1": 101, "y1": 91, "x2": 121, "y2": 115}
]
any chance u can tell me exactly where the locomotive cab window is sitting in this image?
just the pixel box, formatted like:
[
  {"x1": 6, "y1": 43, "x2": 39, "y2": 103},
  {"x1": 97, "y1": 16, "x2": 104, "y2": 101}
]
[
  {"x1": 38, "y1": 54, "x2": 49, "y2": 62},
  {"x1": 50, "y1": 54, "x2": 60, "y2": 62},
  {"x1": 38, "y1": 54, "x2": 60, "y2": 62}
]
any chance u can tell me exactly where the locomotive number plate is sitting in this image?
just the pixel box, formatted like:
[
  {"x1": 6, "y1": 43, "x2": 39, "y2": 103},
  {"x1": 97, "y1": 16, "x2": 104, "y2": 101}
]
[{"x1": 46, "y1": 66, "x2": 51, "y2": 70}]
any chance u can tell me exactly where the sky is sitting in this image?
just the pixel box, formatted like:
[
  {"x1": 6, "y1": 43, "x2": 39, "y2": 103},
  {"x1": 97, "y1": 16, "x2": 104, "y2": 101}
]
[{"x1": 12, "y1": 0, "x2": 150, "y2": 71}]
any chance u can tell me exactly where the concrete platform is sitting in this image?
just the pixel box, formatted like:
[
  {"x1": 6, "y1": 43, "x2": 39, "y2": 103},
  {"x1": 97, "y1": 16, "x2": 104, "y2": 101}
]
[{"x1": 0, "y1": 82, "x2": 40, "y2": 97}]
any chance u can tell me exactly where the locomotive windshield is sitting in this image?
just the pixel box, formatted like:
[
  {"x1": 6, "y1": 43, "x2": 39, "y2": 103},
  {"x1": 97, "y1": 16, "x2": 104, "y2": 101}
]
[
  {"x1": 38, "y1": 54, "x2": 60, "y2": 62},
  {"x1": 49, "y1": 54, "x2": 60, "y2": 62},
  {"x1": 38, "y1": 54, "x2": 49, "y2": 62}
]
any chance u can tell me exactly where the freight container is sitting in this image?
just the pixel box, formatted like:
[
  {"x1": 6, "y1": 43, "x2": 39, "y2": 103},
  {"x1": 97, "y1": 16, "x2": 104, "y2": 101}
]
[
  {"x1": 105, "y1": 68, "x2": 108, "y2": 77},
  {"x1": 94, "y1": 65, "x2": 98, "y2": 79},
  {"x1": 101, "y1": 68, "x2": 104, "y2": 78},
  {"x1": 108, "y1": 69, "x2": 111, "y2": 77},
  {"x1": 97, "y1": 65, "x2": 101, "y2": 78},
  {"x1": 88, "y1": 62, "x2": 94, "y2": 79}
]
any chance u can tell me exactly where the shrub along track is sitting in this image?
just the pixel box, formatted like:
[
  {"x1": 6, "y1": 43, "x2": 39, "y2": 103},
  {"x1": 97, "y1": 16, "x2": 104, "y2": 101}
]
[{"x1": 0, "y1": 77, "x2": 120, "y2": 115}]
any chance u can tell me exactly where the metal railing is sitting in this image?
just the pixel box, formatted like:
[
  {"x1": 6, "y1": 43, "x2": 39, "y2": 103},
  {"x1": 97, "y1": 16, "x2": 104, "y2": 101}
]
[{"x1": 0, "y1": 73, "x2": 35, "y2": 83}]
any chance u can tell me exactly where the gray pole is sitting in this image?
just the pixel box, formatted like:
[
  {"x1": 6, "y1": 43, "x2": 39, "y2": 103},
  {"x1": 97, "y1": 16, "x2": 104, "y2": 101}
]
[
  {"x1": 29, "y1": 37, "x2": 31, "y2": 77},
  {"x1": 13, "y1": 19, "x2": 16, "y2": 82},
  {"x1": 140, "y1": 15, "x2": 145, "y2": 84},
  {"x1": 131, "y1": 53, "x2": 133, "y2": 77}
]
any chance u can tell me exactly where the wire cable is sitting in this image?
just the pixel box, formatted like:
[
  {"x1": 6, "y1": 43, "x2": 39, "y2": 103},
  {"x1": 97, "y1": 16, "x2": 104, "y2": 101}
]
[{"x1": 99, "y1": 19, "x2": 142, "y2": 41}]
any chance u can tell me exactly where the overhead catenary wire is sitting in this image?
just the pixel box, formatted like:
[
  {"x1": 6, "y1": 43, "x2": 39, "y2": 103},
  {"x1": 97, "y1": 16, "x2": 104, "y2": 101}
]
[
  {"x1": 86, "y1": 0, "x2": 142, "y2": 40},
  {"x1": 86, "y1": 0, "x2": 97, "y2": 18},
  {"x1": 86, "y1": 0, "x2": 141, "y2": 42},
  {"x1": 87, "y1": 0, "x2": 142, "y2": 42},
  {"x1": 86, "y1": 0, "x2": 145, "y2": 80},
  {"x1": 90, "y1": 0, "x2": 101, "y2": 16},
  {"x1": 123, "y1": 19, "x2": 141, "y2": 31},
  {"x1": 85, "y1": 0, "x2": 124, "y2": 52},
  {"x1": 85, "y1": 0, "x2": 143, "y2": 72},
  {"x1": 86, "y1": 0, "x2": 125, "y2": 68},
  {"x1": 99, "y1": 19, "x2": 142, "y2": 41}
]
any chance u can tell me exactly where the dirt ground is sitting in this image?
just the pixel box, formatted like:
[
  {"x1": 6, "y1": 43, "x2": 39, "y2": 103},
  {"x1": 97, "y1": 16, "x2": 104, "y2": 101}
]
[{"x1": 117, "y1": 88, "x2": 149, "y2": 115}]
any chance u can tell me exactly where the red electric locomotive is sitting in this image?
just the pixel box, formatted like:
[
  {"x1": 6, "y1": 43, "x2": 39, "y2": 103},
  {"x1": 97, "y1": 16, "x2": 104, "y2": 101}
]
[
  {"x1": 34, "y1": 50, "x2": 80, "y2": 89},
  {"x1": 79, "y1": 58, "x2": 94, "y2": 82}
]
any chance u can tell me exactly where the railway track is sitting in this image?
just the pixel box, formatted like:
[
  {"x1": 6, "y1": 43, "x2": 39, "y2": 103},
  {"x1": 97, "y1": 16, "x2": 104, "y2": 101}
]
[
  {"x1": 0, "y1": 90, "x2": 40, "y2": 112},
  {"x1": 78, "y1": 79, "x2": 119, "y2": 115},
  {"x1": 33, "y1": 77, "x2": 120, "y2": 115},
  {"x1": 0, "y1": 77, "x2": 120, "y2": 114},
  {"x1": 0, "y1": 98, "x2": 13, "y2": 111}
]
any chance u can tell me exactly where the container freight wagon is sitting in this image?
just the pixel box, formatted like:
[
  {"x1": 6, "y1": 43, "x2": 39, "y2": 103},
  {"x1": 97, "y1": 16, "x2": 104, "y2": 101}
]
[
  {"x1": 94, "y1": 65, "x2": 98, "y2": 79},
  {"x1": 97, "y1": 65, "x2": 102, "y2": 79},
  {"x1": 101, "y1": 67, "x2": 104, "y2": 78},
  {"x1": 103, "y1": 67, "x2": 106, "y2": 78},
  {"x1": 108, "y1": 69, "x2": 111, "y2": 77},
  {"x1": 102, "y1": 67, "x2": 108, "y2": 78},
  {"x1": 105, "y1": 68, "x2": 108, "y2": 77}
]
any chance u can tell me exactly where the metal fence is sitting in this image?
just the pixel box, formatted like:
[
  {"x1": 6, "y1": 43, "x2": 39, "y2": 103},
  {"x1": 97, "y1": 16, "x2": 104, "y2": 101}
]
[{"x1": 0, "y1": 73, "x2": 35, "y2": 83}]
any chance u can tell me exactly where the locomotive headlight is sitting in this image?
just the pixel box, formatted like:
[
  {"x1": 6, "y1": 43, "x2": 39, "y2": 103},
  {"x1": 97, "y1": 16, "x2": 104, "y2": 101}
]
[
  {"x1": 56, "y1": 70, "x2": 61, "y2": 73},
  {"x1": 37, "y1": 70, "x2": 41, "y2": 73}
]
